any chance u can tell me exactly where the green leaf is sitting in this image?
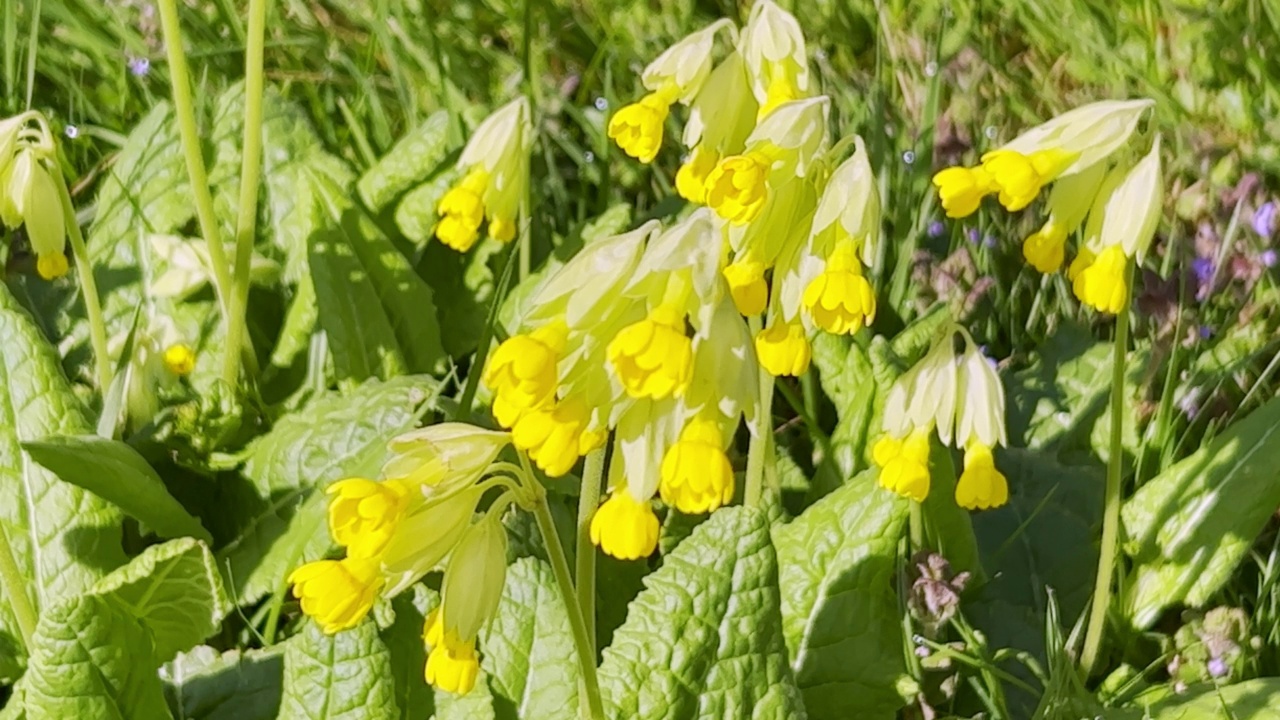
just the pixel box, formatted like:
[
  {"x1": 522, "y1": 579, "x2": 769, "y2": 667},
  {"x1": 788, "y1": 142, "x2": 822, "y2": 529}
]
[
  {"x1": 598, "y1": 506, "x2": 806, "y2": 719},
  {"x1": 309, "y1": 209, "x2": 447, "y2": 381},
  {"x1": 432, "y1": 670, "x2": 497, "y2": 720},
  {"x1": 218, "y1": 376, "x2": 437, "y2": 606},
  {"x1": 1108, "y1": 678, "x2": 1280, "y2": 719},
  {"x1": 415, "y1": 235, "x2": 503, "y2": 357},
  {"x1": 359, "y1": 111, "x2": 453, "y2": 212},
  {"x1": 0, "y1": 286, "x2": 125, "y2": 653},
  {"x1": 93, "y1": 538, "x2": 229, "y2": 661},
  {"x1": 772, "y1": 470, "x2": 909, "y2": 719},
  {"x1": 23, "y1": 434, "x2": 211, "y2": 544},
  {"x1": 280, "y1": 620, "x2": 398, "y2": 720},
  {"x1": 381, "y1": 590, "x2": 436, "y2": 720},
  {"x1": 21, "y1": 594, "x2": 172, "y2": 720},
  {"x1": 395, "y1": 169, "x2": 458, "y2": 245},
  {"x1": 162, "y1": 645, "x2": 283, "y2": 720},
  {"x1": 921, "y1": 441, "x2": 981, "y2": 577},
  {"x1": 1122, "y1": 396, "x2": 1280, "y2": 628},
  {"x1": 480, "y1": 557, "x2": 580, "y2": 716}
]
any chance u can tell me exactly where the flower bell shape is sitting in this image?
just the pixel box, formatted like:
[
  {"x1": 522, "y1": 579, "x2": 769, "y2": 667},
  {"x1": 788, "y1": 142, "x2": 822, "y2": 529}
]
[
  {"x1": 873, "y1": 429, "x2": 932, "y2": 502},
  {"x1": 4, "y1": 149, "x2": 67, "y2": 279},
  {"x1": 590, "y1": 486, "x2": 660, "y2": 560},
  {"x1": 326, "y1": 478, "x2": 411, "y2": 558},
  {"x1": 437, "y1": 98, "x2": 532, "y2": 251},
  {"x1": 740, "y1": 0, "x2": 811, "y2": 118},
  {"x1": 953, "y1": 346, "x2": 1008, "y2": 451},
  {"x1": 754, "y1": 319, "x2": 811, "y2": 377},
  {"x1": 484, "y1": 320, "x2": 569, "y2": 427},
  {"x1": 379, "y1": 487, "x2": 485, "y2": 587},
  {"x1": 723, "y1": 256, "x2": 768, "y2": 316},
  {"x1": 382, "y1": 424, "x2": 511, "y2": 492},
  {"x1": 680, "y1": 52, "x2": 759, "y2": 204},
  {"x1": 425, "y1": 515, "x2": 508, "y2": 695},
  {"x1": 810, "y1": 137, "x2": 881, "y2": 265},
  {"x1": 1084, "y1": 136, "x2": 1164, "y2": 263},
  {"x1": 883, "y1": 333, "x2": 958, "y2": 444},
  {"x1": 955, "y1": 443, "x2": 1008, "y2": 510},
  {"x1": 658, "y1": 417, "x2": 735, "y2": 514},
  {"x1": 1022, "y1": 163, "x2": 1106, "y2": 273},
  {"x1": 802, "y1": 242, "x2": 877, "y2": 335},
  {"x1": 288, "y1": 557, "x2": 384, "y2": 634},
  {"x1": 511, "y1": 396, "x2": 606, "y2": 477},
  {"x1": 932, "y1": 99, "x2": 1153, "y2": 219},
  {"x1": 607, "y1": 303, "x2": 694, "y2": 399},
  {"x1": 1070, "y1": 245, "x2": 1129, "y2": 314}
]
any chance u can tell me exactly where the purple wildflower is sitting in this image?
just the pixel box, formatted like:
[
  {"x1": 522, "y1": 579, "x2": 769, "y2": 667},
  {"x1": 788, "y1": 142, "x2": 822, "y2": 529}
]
[
  {"x1": 1253, "y1": 202, "x2": 1277, "y2": 238},
  {"x1": 1262, "y1": 249, "x2": 1277, "y2": 268},
  {"x1": 1178, "y1": 387, "x2": 1203, "y2": 420},
  {"x1": 966, "y1": 228, "x2": 980, "y2": 244},
  {"x1": 1191, "y1": 257, "x2": 1214, "y2": 284},
  {"x1": 927, "y1": 220, "x2": 945, "y2": 238},
  {"x1": 1208, "y1": 656, "x2": 1229, "y2": 679},
  {"x1": 128, "y1": 57, "x2": 151, "y2": 77},
  {"x1": 1198, "y1": 325, "x2": 1213, "y2": 340},
  {"x1": 982, "y1": 234, "x2": 997, "y2": 249}
]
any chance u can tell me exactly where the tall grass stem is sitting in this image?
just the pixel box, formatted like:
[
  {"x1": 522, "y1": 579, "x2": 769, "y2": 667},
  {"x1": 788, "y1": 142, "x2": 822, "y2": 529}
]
[
  {"x1": 52, "y1": 162, "x2": 112, "y2": 393},
  {"x1": 575, "y1": 448, "x2": 605, "y2": 651}
]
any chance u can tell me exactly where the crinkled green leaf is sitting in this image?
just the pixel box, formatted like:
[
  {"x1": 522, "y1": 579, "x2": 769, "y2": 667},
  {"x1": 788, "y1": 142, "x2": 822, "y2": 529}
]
[
  {"x1": 93, "y1": 538, "x2": 229, "y2": 661},
  {"x1": 394, "y1": 169, "x2": 458, "y2": 245},
  {"x1": 1108, "y1": 678, "x2": 1280, "y2": 719},
  {"x1": 162, "y1": 645, "x2": 283, "y2": 720},
  {"x1": 218, "y1": 376, "x2": 438, "y2": 605},
  {"x1": 772, "y1": 469, "x2": 909, "y2": 719},
  {"x1": 280, "y1": 620, "x2": 398, "y2": 720},
  {"x1": 921, "y1": 441, "x2": 981, "y2": 577},
  {"x1": 381, "y1": 589, "x2": 436, "y2": 720},
  {"x1": 432, "y1": 670, "x2": 497, "y2": 719},
  {"x1": 0, "y1": 286, "x2": 124, "y2": 653},
  {"x1": 21, "y1": 594, "x2": 172, "y2": 720},
  {"x1": 480, "y1": 557, "x2": 580, "y2": 716},
  {"x1": 23, "y1": 434, "x2": 211, "y2": 544},
  {"x1": 359, "y1": 112, "x2": 453, "y2": 211},
  {"x1": 599, "y1": 506, "x2": 805, "y2": 719},
  {"x1": 887, "y1": 304, "x2": 949, "y2": 361},
  {"x1": 310, "y1": 209, "x2": 447, "y2": 381},
  {"x1": 1122, "y1": 395, "x2": 1280, "y2": 628},
  {"x1": 415, "y1": 234, "x2": 503, "y2": 357}
]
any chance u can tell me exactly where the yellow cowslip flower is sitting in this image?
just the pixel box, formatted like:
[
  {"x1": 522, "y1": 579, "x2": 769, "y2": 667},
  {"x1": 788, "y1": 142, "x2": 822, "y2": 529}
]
[
  {"x1": 524, "y1": 222, "x2": 655, "y2": 331},
  {"x1": 932, "y1": 166, "x2": 994, "y2": 219},
  {"x1": 382, "y1": 424, "x2": 511, "y2": 492},
  {"x1": 954, "y1": 345, "x2": 1008, "y2": 451},
  {"x1": 676, "y1": 145, "x2": 720, "y2": 204},
  {"x1": 438, "y1": 98, "x2": 532, "y2": 251},
  {"x1": 325, "y1": 478, "x2": 410, "y2": 559},
  {"x1": 608, "y1": 89, "x2": 678, "y2": 164},
  {"x1": 810, "y1": 136, "x2": 880, "y2": 264},
  {"x1": 658, "y1": 417, "x2": 734, "y2": 514},
  {"x1": 883, "y1": 332, "x2": 957, "y2": 444},
  {"x1": 980, "y1": 148, "x2": 1076, "y2": 212},
  {"x1": 704, "y1": 151, "x2": 773, "y2": 225},
  {"x1": 436, "y1": 168, "x2": 489, "y2": 251},
  {"x1": 162, "y1": 343, "x2": 196, "y2": 376},
  {"x1": 723, "y1": 257, "x2": 768, "y2": 316},
  {"x1": 425, "y1": 635, "x2": 480, "y2": 695},
  {"x1": 484, "y1": 320, "x2": 569, "y2": 428},
  {"x1": 873, "y1": 429, "x2": 932, "y2": 502},
  {"x1": 1022, "y1": 162, "x2": 1106, "y2": 273},
  {"x1": 955, "y1": 443, "x2": 1008, "y2": 510},
  {"x1": 5, "y1": 148, "x2": 67, "y2": 279},
  {"x1": 754, "y1": 320, "x2": 810, "y2": 377},
  {"x1": 1081, "y1": 136, "x2": 1164, "y2": 262},
  {"x1": 1070, "y1": 245, "x2": 1129, "y2": 314},
  {"x1": 740, "y1": 0, "x2": 810, "y2": 118},
  {"x1": 590, "y1": 487, "x2": 659, "y2": 560},
  {"x1": 288, "y1": 557, "x2": 384, "y2": 634},
  {"x1": 802, "y1": 243, "x2": 876, "y2": 335},
  {"x1": 379, "y1": 487, "x2": 483, "y2": 589},
  {"x1": 607, "y1": 303, "x2": 693, "y2": 399},
  {"x1": 510, "y1": 396, "x2": 605, "y2": 477}
]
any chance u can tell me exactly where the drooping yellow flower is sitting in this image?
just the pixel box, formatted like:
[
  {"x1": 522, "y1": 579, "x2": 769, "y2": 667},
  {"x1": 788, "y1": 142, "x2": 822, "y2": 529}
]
[
  {"x1": 510, "y1": 396, "x2": 604, "y2": 477},
  {"x1": 1022, "y1": 226, "x2": 1067, "y2": 274},
  {"x1": 758, "y1": 66, "x2": 800, "y2": 119},
  {"x1": 436, "y1": 167, "x2": 489, "y2": 252},
  {"x1": 659, "y1": 418, "x2": 734, "y2": 514},
  {"x1": 932, "y1": 166, "x2": 993, "y2": 219},
  {"x1": 754, "y1": 320, "x2": 810, "y2": 377},
  {"x1": 162, "y1": 343, "x2": 197, "y2": 376},
  {"x1": 484, "y1": 320, "x2": 568, "y2": 428},
  {"x1": 1021, "y1": 162, "x2": 1107, "y2": 273},
  {"x1": 955, "y1": 443, "x2": 1008, "y2": 510},
  {"x1": 607, "y1": 304, "x2": 693, "y2": 399},
  {"x1": 681, "y1": 51, "x2": 758, "y2": 187},
  {"x1": 288, "y1": 557, "x2": 383, "y2": 634},
  {"x1": 590, "y1": 488, "x2": 660, "y2": 560},
  {"x1": 676, "y1": 146, "x2": 720, "y2": 204},
  {"x1": 723, "y1": 258, "x2": 768, "y2": 316},
  {"x1": 740, "y1": 0, "x2": 810, "y2": 118},
  {"x1": 980, "y1": 148, "x2": 1076, "y2": 212},
  {"x1": 873, "y1": 429, "x2": 932, "y2": 502},
  {"x1": 802, "y1": 243, "x2": 876, "y2": 334},
  {"x1": 883, "y1": 332, "x2": 957, "y2": 444},
  {"x1": 608, "y1": 90, "x2": 677, "y2": 164},
  {"x1": 703, "y1": 151, "x2": 772, "y2": 225},
  {"x1": 325, "y1": 478, "x2": 410, "y2": 559},
  {"x1": 425, "y1": 635, "x2": 480, "y2": 695},
  {"x1": 954, "y1": 345, "x2": 1008, "y2": 450},
  {"x1": 1070, "y1": 244, "x2": 1129, "y2": 314},
  {"x1": 6, "y1": 149, "x2": 67, "y2": 279}
]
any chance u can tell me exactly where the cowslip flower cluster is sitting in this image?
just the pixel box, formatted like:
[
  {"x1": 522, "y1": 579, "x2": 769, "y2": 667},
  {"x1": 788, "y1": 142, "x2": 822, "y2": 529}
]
[
  {"x1": 932, "y1": 100, "x2": 1163, "y2": 313},
  {"x1": 609, "y1": 0, "x2": 884, "y2": 381},
  {"x1": 435, "y1": 98, "x2": 532, "y2": 252},
  {"x1": 873, "y1": 324, "x2": 1009, "y2": 510},
  {"x1": 0, "y1": 111, "x2": 69, "y2": 280},
  {"x1": 289, "y1": 424, "x2": 522, "y2": 695}
]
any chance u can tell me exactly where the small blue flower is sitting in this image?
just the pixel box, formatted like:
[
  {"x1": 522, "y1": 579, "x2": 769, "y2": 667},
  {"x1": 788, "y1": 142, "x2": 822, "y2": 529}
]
[
  {"x1": 1262, "y1": 249, "x2": 1277, "y2": 268},
  {"x1": 1198, "y1": 325, "x2": 1213, "y2": 340},
  {"x1": 927, "y1": 220, "x2": 945, "y2": 238},
  {"x1": 1191, "y1": 257, "x2": 1214, "y2": 284},
  {"x1": 1253, "y1": 202, "x2": 1277, "y2": 238},
  {"x1": 966, "y1": 228, "x2": 980, "y2": 244},
  {"x1": 1208, "y1": 656, "x2": 1229, "y2": 679},
  {"x1": 128, "y1": 57, "x2": 151, "y2": 77}
]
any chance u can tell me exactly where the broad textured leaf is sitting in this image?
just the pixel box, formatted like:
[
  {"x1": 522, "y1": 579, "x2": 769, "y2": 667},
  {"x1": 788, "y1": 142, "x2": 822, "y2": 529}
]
[
  {"x1": 480, "y1": 557, "x2": 580, "y2": 716},
  {"x1": 432, "y1": 670, "x2": 497, "y2": 720},
  {"x1": 396, "y1": 169, "x2": 460, "y2": 245},
  {"x1": 310, "y1": 209, "x2": 446, "y2": 381},
  {"x1": 773, "y1": 470, "x2": 908, "y2": 719},
  {"x1": 93, "y1": 538, "x2": 229, "y2": 661},
  {"x1": 23, "y1": 435, "x2": 211, "y2": 543},
  {"x1": 598, "y1": 506, "x2": 806, "y2": 719},
  {"x1": 21, "y1": 594, "x2": 172, "y2": 719},
  {"x1": 0, "y1": 287, "x2": 124, "y2": 652},
  {"x1": 415, "y1": 234, "x2": 503, "y2": 357},
  {"x1": 1107, "y1": 678, "x2": 1280, "y2": 719},
  {"x1": 381, "y1": 590, "x2": 436, "y2": 720},
  {"x1": 359, "y1": 111, "x2": 453, "y2": 211},
  {"x1": 1122, "y1": 396, "x2": 1280, "y2": 628},
  {"x1": 218, "y1": 376, "x2": 438, "y2": 605},
  {"x1": 921, "y1": 441, "x2": 981, "y2": 576},
  {"x1": 968, "y1": 449, "x2": 1101, "y2": 712},
  {"x1": 162, "y1": 645, "x2": 283, "y2": 720},
  {"x1": 280, "y1": 620, "x2": 397, "y2": 720}
]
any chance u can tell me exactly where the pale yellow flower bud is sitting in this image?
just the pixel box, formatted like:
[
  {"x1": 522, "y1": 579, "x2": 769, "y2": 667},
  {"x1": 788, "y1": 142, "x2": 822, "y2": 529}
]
[{"x1": 642, "y1": 19, "x2": 735, "y2": 104}]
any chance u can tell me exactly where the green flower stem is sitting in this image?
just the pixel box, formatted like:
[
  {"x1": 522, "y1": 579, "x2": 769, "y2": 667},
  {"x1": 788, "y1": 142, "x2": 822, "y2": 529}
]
[
  {"x1": 575, "y1": 448, "x2": 605, "y2": 649},
  {"x1": 908, "y1": 500, "x2": 923, "y2": 551},
  {"x1": 0, "y1": 523, "x2": 35, "y2": 648},
  {"x1": 744, "y1": 352, "x2": 775, "y2": 508},
  {"x1": 529, "y1": 476, "x2": 605, "y2": 720},
  {"x1": 157, "y1": 0, "x2": 238, "y2": 355},
  {"x1": 22, "y1": 0, "x2": 40, "y2": 109},
  {"x1": 51, "y1": 162, "x2": 112, "y2": 393},
  {"x1": 1080, "y1": 260, "x2": 1133, "y2": 676},
  {"x1": 223, "y1": 0, "x2": 270, "y2": 385}
]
